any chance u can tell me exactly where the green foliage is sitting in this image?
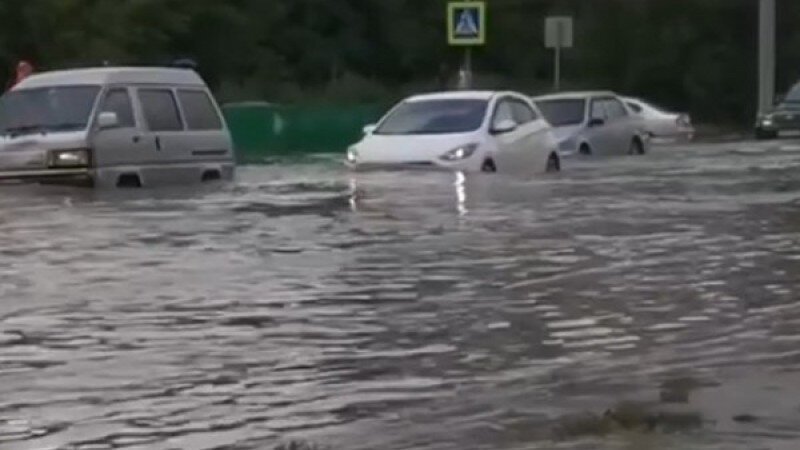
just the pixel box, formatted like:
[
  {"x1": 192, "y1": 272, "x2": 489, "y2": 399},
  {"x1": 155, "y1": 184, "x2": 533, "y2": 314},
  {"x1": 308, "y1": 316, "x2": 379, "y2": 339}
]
[{"x1": 0, "y1": 0, "x2": 791, "y2": 124}]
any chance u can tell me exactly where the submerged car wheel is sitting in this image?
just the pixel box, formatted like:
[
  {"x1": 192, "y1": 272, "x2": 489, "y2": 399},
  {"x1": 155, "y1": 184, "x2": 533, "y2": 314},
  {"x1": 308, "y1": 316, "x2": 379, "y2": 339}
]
[
  {"x1": 579, "y1": 143, "x2": 592, "y2": 155},
  {"x1": 629, "y1": 138, "x2": 645, "y2": 155},
  {"x1": 546, "y1": 152, "x2": 560, "y2": 173},
  {"x1": 755, "y1": 127, "x2": 777, "y2": 140},
  {"x1": 481, "y1": 159, "x2": 497, "y2": 173}
]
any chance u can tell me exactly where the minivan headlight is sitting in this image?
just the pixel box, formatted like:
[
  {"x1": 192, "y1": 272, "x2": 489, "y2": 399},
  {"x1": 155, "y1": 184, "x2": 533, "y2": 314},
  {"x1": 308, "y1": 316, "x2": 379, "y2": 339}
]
[
  {"x1": 440, "y1": 143, "x2": 478, "y2": 161},
  {"x1": 49, "y1": 149, "x2": 90, "y2": 168}
]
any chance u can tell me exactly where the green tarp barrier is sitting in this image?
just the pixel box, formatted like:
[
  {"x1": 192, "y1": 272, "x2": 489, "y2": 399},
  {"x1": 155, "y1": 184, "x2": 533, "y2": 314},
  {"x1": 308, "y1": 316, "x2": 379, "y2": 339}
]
[{"x1": 222, "y1": 102, "x2": 386, "y2": 163}]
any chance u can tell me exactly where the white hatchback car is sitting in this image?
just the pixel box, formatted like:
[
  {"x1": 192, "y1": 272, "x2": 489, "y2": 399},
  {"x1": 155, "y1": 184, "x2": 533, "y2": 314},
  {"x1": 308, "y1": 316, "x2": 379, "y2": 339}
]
[{"x1": 346, "y1": 91, "x2": 560, "y2": 174}]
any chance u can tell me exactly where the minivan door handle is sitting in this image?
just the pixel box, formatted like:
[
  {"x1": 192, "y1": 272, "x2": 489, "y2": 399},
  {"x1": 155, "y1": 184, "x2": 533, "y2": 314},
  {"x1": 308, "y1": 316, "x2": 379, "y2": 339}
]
[{"x1": 155, "y1": 136, "x2": 161, "y2": 151}]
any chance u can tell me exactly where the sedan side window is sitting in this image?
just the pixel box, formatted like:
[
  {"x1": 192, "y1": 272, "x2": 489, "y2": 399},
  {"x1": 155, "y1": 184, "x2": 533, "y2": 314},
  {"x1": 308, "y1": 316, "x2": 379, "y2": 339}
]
[
  {"x1": 626, "y1": 101, "x2": 643, "y2": 114},
  {"x1": 492, "y1": 100, "x2": 516, "y2": 128},
  {"x1": 606, "y1": 99, "x2": 629, "y2": 119}
]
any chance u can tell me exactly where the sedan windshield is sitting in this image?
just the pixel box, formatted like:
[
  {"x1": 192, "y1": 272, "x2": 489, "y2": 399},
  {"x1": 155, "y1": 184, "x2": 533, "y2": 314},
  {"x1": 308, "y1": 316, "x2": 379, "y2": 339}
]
[
  {"x1": 375, "y1": 99, "x2": 488, "y2": 135},
  {"x1": 0, "y1": 86, "x2": 101, "y2": 136},
  {"x1": 536, "y1": 99, "x2": 586, "y2": 127}
]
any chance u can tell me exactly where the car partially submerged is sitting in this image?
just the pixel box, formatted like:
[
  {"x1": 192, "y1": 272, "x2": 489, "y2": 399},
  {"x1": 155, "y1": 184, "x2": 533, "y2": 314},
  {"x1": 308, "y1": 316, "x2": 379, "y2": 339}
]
[
  {"x1": 346, "y1": 91, "x2": 561, "y2": 175},
  {"x1": 533, "y1": 91, "x2": 649, "y2": 157},
  {"x1": 623, "y1": 97, "x2": 694, "y2": 143},
  {"x1": 0, "y1": 66, "x2": 234, "y2": 187},
  {"x1": 755, "y1": 80, "x2": 800, "y2": 139}
]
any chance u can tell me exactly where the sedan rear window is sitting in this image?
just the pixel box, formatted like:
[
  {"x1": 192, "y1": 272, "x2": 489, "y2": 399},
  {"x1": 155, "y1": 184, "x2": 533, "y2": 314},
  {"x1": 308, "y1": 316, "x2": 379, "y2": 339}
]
[
  {"x1": 375, "y1": 99, "x2": 488, "y2": 135},
  {"x1": 536, "y1": 99, "x2": 586, "y2": 127}
]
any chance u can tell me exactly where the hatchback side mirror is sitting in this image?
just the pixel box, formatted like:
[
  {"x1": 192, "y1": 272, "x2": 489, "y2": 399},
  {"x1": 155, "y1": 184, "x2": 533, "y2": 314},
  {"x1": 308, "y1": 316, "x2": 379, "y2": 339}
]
[
  {"x1": 492, "y1": 119, "x2": 517, "y2": 134},
  {"x1": 362, "y1": 124, "x2": 377, "y2": 135},
  {"x1": 97, "y1": 111, "x2": 119, "y2": 129},
  {"x1": 588, "y1": 118, "x2": 605, "y2": 127}
]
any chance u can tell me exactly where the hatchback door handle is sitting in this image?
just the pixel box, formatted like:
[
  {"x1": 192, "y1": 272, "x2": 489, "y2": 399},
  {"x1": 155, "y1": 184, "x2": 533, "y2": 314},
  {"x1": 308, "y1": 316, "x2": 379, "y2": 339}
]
[{"x1": 155, "y1": 136, "x2": 161, "y2": 151}]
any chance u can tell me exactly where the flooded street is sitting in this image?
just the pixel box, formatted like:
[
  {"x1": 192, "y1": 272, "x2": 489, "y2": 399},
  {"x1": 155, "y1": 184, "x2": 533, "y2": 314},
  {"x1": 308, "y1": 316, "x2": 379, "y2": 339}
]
[{"x1": 4, "y1": 141, "x2": 800, "y2": 449}]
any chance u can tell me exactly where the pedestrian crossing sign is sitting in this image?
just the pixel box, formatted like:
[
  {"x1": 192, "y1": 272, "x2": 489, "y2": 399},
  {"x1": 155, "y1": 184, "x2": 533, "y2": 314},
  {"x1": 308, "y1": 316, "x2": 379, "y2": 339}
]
[{"x1": 448, "y1": 2, "x2": 486, "y2": 46}]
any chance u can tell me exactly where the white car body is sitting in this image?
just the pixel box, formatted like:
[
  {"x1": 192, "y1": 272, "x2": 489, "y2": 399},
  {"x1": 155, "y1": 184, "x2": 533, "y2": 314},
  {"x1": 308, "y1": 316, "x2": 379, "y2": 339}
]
[
  {"x1": 533, "y1": 91, "x2": 649, "y2": 157},
  {"x1": 623, "y1": 97, "x2": 694, "y2": 143},
  {"x1": 346, "y1": 91, "x2": 561, "y2": 175}
]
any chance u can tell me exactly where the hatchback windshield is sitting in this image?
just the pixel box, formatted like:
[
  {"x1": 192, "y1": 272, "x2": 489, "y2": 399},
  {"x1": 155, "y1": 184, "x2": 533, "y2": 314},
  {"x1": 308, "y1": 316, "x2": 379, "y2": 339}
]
[
  {"x1": 0, "y1": 85, "x2": 101, "y2": 136},
  {"x1": 536, "y1": 99, "x2": 586, "y2": 127},
  {"x1": 375, "y1": 99, "x2": 488, "y2": 135}
]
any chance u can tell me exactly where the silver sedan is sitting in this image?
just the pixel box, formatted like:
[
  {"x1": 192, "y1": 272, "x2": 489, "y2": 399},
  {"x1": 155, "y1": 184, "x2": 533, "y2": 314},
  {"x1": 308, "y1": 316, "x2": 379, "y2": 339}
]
[{"x1": 533, "y1": 91, "x2": 649, "y2": 157}]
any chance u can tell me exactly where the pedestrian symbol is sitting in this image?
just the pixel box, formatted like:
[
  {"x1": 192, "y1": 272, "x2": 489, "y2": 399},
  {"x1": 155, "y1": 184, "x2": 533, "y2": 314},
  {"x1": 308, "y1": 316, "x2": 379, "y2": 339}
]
[
  {"x1": 447, "y1": 2, "x2": 486, "y2": 46},
  {"x1": 455, "y1": 9, "x2": 479, "y2": 37}
]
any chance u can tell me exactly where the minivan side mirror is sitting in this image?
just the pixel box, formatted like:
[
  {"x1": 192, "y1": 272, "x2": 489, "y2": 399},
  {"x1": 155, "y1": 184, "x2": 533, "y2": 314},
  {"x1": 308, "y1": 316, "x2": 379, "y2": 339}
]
[
  {"x1": 97, "y1": 111, "x2": 119, "y2": 129},
  {"x1": 588, "y1": 118, "x2": 605, "y2": 127},
  {"x1": 363, "y1": 124, "x2": 377, "y2": 135},
  {"x1": 492, "y1": 119, "x2": 517, "y2": 135}
]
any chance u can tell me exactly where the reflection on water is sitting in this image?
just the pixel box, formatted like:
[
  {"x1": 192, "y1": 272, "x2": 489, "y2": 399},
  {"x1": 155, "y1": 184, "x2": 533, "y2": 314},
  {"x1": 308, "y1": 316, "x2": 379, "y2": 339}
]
[{"x1": 2, "y1": 143, "x2": 800, "y2": 449}]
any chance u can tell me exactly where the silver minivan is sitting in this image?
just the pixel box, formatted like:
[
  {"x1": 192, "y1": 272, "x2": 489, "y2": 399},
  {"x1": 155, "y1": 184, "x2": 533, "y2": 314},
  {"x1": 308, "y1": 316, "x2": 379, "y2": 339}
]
[
  {"x1": 533, "y1": 91, "x2": 649, "y2": 157},
  {"x1": 0, "y1": 67, "x2": 234, "y2": 187}
]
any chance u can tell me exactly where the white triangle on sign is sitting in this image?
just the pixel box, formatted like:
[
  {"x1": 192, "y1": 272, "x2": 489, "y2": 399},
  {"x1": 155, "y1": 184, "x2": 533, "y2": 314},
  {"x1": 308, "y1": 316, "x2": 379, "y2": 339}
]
[{"x1": 455, "y1": 10, "x2": 479, "y2": 36}]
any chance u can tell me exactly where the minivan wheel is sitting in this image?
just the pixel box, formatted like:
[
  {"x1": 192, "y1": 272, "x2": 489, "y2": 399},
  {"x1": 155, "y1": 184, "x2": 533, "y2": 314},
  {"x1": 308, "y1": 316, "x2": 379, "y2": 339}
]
[
  {"x1": 546, "y1": 152, "x2": 561, "y2": 173},
  {"x1": 629, "y1": 138, "x2": 645, "y2": 155},
  {"x1": 117, "y1": 173, "x2": 142, "y2": 188},
  {"x1": 481, "y1": 159, "x2": 497, "y2": 173}
]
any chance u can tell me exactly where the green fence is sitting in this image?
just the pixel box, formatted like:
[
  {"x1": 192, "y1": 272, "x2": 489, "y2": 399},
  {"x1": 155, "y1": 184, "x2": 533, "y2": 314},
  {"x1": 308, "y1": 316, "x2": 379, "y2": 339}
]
[{"x1": 221, "y1": 102, "x2": 386, "y2": 163}]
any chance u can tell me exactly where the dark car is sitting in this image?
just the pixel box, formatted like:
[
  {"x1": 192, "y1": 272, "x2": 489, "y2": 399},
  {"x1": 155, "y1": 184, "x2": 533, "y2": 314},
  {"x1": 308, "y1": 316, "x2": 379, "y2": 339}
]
[{"x1": 755, "y1": 81, "x2": 800, "y2": 139}]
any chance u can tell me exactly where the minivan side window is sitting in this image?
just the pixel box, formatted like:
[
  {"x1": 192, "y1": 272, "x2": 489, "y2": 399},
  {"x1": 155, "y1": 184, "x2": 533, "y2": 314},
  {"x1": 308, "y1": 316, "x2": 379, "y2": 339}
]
[
  {"x1": 99, "y1": 88, "x2": 135, "y2": 128},
  {"x1": 138, "y1": 89, "x2": 183, "y2": 132},
  {"x1": 590, "y1": 98, "x2": 607, "y2": 121},
  {"x1": 177, "y1": 90, "x2": 222, "y2": 130}
]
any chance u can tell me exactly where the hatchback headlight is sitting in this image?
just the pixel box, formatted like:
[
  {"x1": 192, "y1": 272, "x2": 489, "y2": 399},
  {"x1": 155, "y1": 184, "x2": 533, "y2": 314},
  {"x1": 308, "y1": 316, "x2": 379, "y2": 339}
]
[
  {"x1": 49, "y1": 149, "x2": 90, "y2": 168},
  {"x1": 440, "y1": 143, "x2": 478, "y2": 161}
]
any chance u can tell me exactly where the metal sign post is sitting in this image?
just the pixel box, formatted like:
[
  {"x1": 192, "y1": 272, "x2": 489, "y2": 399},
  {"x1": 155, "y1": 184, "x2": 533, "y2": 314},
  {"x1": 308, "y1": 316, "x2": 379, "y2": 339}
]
[
  {"x1": 758, "y1": 0, "x2": 776, "y2": 116},
  {"x1": 545, "y1": 16, "x2": 573, "y2": 92},
  {"x1": 448, "y1": 1, "x2": 486, "y2": 90}
]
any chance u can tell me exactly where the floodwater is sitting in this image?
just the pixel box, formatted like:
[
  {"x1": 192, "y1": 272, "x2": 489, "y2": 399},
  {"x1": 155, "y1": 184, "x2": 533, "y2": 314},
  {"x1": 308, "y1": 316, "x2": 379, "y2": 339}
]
[{"x1": 3, "y1": 141, "x2": 800, "y2": 450}]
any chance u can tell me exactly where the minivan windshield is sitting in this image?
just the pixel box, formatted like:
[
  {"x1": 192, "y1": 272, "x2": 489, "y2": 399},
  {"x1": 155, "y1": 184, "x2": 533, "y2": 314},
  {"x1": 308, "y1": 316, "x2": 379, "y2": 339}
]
[
  {"x1": 0, "y1": 85, "x2": 101, "y2": 137},
  {"x1": 374, "y1": 99, "x2": 488, "y2": 135},
  {"x1": 536, "y1": 98, "x2": 587, "y2": 127}
]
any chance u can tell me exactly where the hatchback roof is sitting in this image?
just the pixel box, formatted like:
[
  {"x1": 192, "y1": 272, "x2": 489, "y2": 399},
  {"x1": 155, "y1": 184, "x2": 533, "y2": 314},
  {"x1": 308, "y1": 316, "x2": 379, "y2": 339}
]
[{"x1": 13, "y1": 67, "x2": 206, "y2": 90}]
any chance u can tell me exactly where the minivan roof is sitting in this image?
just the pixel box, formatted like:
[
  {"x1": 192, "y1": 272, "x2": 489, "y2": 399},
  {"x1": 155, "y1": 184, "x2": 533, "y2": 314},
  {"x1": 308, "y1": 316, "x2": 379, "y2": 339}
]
[{"x1": 12, "y1": 67, "x2": 206, "y2": 90}]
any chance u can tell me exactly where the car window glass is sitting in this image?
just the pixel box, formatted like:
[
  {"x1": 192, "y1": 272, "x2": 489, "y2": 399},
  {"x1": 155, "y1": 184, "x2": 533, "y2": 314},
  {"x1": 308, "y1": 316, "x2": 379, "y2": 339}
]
[
  {"x1": 590, "y1": 99, "x2": 606, "y2": 120},
  {"x1": 178, "y1": 90, "x2": 222, "y2": 130},
  {"x1": 510, "y1": 99, "x2": 537, "y2": 124},
  {"x1": 493, "y1": 100, "x2": 515, "y2": 127},
  {"x1": 99, "y1": 88, "x2": 135, "y2": 128},
  {"x1": 626, "y1": 102, "x2": 643, "y2": 114},
  {"x1": 606, "y1": 99, "x2": 629, "y2": 119},
  {"x1": 138, "y1": 89, "x2": 183, "y2": 132}
]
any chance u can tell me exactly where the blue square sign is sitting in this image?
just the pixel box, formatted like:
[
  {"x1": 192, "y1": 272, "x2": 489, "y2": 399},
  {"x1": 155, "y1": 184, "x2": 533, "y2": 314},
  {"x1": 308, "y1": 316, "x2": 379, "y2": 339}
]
[{"x1": 448, "y1": 2, "x2": 486, "y2": 46}]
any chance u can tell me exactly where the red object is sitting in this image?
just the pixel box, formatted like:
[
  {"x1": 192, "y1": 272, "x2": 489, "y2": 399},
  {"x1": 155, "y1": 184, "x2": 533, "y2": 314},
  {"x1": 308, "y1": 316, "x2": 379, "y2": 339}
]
[{"x1": 14, "y1": 61, "x2": 34, "y2": 85}]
